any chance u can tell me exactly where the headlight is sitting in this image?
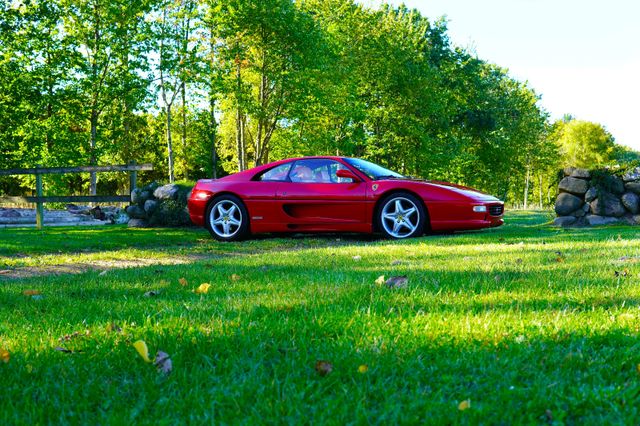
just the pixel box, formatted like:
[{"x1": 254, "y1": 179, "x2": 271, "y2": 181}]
[{"x1": 473, "y1": 205, "x2": 487, "y2": 213}]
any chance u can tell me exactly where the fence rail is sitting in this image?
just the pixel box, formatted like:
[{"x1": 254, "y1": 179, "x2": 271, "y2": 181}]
[{"x1": 0, "y1": 162, "x2": 153, "y2": 229}]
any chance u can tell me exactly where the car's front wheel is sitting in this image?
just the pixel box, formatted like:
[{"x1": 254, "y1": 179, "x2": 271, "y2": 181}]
[
  {"x1": 377, "y1": 193, "x2": 426, "y2": 239},
  {"x1": 206, "y1": 195, "x2": 249, "y2": 241}
]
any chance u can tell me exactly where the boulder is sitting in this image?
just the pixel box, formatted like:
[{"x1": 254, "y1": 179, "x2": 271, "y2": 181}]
[
  {"x1": 555, "y1": 193, "x2": 583, "y2": 216},
  {"x1": 553, "y1": 216, "x2": 576, "y2": 227},
  {"x1": 128, "y1": 218, "x2": 149, "y2": 228},
  {"x1": 633, "y1": 215, "x2": 640, "y2": 225},
  {"x1": 590, "y1": 192, "x2": 626, "y2": 217},
  {"x1": 139, "y1": 190, "x2": 152, "y2": 204},
  {"x1": 621, "y1": 192, "x2": 640, "y2": 214},
  {"x1": 586, "y1": 215, "x2": 619, "y2": 226},
  {"x1": 607, "y1": 177, "x2": 625, "y2": 194},
  {"x1": 131, "y1": 188, "x2": 143, "y2": 204},
  {"x1": 90, "y1": 206, "x2": 105, "y2": 220},
  {"x1": 126, "y1": 204, "x2": 146, "y2": 219},
  {"x1": 559, "y1": 177, "x2": 589, "y2": 195},
  {"x1": 623, "y1": 167, "x2": 640, "y2": 182},
  {"x1": 562, "y1": 167, "x2": 575, "y2": 177},
  {"x1": 584, "y1": 187, "x2": 598, "y2": 202},
  {"x1": 112, "y1": 212, "x2": 129, "y2": 225},
  {"x1": 625, "y1": 182, "x2": 640, "y2": 194},
  {"x1": 0, "y1": 208, "x2": 21, "y2": 218},
  {"x1": 154, "y1": 184, "x2": 180, "y2": 200},
  {"x1": 571, "y1": 207, "x2": 586, "y2": 218},
  {"x1": 570, "y1": 168, "x2": 591, "y2": 179},
  {"x1": 144, "y1": 199, "x2": 158, "y2": 214}
]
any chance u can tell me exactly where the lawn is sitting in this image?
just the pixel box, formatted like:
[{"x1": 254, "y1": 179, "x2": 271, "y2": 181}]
[{"x1": 2, "y1": 211, "x2": 640, "y2": 424}]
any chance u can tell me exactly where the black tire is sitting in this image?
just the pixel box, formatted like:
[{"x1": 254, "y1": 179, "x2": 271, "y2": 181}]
[
  {"x1": 375, "y1": 193, "x2": 426, "y2": 239},
  {"x1": 205, "y1": 194, "x2": 250, "y2": 241}
]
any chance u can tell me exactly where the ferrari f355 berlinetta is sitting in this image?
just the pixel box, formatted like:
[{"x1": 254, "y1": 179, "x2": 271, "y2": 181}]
[{"x1": 188, "y1": 156, "x2": 504, "y2": 241}]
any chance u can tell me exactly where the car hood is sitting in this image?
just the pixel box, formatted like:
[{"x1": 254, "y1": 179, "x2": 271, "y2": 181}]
[{"x1": 380, "y1": 178, "x2": 501, "y2": 202}]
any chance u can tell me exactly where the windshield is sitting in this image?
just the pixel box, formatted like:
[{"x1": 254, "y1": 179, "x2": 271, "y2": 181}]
[{"x1": 343, "y1": 158, "x2": 405, "y2": 180}]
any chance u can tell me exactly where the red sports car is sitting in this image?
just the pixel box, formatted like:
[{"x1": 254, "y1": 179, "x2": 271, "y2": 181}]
[{"x1": 188, "y1": 156, "x2": 504, "y2": 241}]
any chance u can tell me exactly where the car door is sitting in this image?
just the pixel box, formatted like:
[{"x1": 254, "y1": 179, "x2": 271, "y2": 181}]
[{"x1": 275, "y1": 159, "x2": 367, "y2": 228}]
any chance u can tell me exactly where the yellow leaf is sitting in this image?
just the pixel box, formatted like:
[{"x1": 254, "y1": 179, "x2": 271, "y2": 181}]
[
  {"x1": 195, "y1": 283, "x2": 211, "y2": 294},
  {"x1": 458, "y1": 399, "x2": 471, "y2": 411},
  {"x1": 1, "y1": 348, "x2": 9, "y2": 363},
  {"x1": 133, "y1": 340, "x2": 152, "y2": 363},
  {"x1": 374, "y1": 275, "x2": 385, "y2": 286},
  {"x1": 231, "y1": 274, "x2": 241, "y2": 281},
  {"x1": 178, "y1": 278, "x2": 188, "y2": 287},
  {"x1": 358, "y1": 364, "x2": 368, "y2": 374},
  {"x1": 636, "y1": 364, "x2": 640, "y2": 375},
  {"x1": 23, "y1": 289, "x2": 41, "y2": 296}
]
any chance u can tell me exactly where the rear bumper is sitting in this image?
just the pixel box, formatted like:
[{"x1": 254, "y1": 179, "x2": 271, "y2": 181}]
[{"x1": 187, "y1": 198, "x2": 207, "y2": 226}]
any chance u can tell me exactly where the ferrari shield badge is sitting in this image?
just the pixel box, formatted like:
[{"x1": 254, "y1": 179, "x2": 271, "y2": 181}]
[{"x1": 372, "y1": 184, "x2": 379, "y2": 191}]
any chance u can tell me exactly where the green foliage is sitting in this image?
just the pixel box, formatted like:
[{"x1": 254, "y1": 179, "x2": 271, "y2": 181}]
[{"x1": 554, "y1": 119, "x2": 616, "y2": 168}]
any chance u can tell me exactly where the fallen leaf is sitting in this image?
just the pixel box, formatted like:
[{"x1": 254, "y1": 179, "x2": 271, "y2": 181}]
[
  {"x1": 358, "y1": 364, "x2": 368, "y2": 374},
  {"x1": 133, "y1": 340, "x2": 152, "y2": 363},
  {"x1": 315, "y1": 360, "x2": 333, "y2": 376},
  {"x1": 391, "y1": 259, "x2": 403, "y2": 266},
  {"x1": 22, "y1": 290, "x2": 41, "y2": 296},
  {"x1": 144, "y1": 290, "x2": 160, "y2": 297},
  {"x1": 178, "y1": 277, "x2": 188, "y2": 287},
  {"x1": 155, "y1": 351, "x2": 173, "y2": 374},
  {"x1": 0, "y1": 270, "x2": 11, "y2": 275},
  {"x1": 374, "y1": 275, "x2": 386, "y2": 286},
  {"x1": 1, "y1": 348, "x2": 9, "y2": 363},
  {"x1": 494, "y1": 275, "x2": 501, "y2": 283},
  {"x1": 385, "y1": 276, "x2": 408, "y2": 289},
  {"x1": 636, "y1": 363, "x2": 640, "y2": 375},
  {"x1": 352, "y1": 255, "x2": 362, "y2": 261},
  {"x1": 615, "y1": 270, "x2": 629, "y2": 277},
  {"x1": 544, "y1": 409, "x2": 553, "y2": 422},
  {"x1": 195, "y1": 283, "x2": 211, "y2": 294},
  {"x1": 515, "y1": 258, "x2": 523, "y2": 264},
  {"x1": 230, "y1": 274, "x2": 241, "y2": 281},
  {"x1": 99, "y1": 270, "x2": 108, "y2": 276},
  {"x1": 458, "y1": 399, "x2": 471, "y2": 411},
  {"x1": 106, "y1": 323, "x2": 122, "y2": 333}
]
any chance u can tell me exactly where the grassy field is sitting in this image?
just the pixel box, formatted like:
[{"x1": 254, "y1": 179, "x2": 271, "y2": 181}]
[{"x1": 2, "y1": 211, "x2": 640, "y2": 424}]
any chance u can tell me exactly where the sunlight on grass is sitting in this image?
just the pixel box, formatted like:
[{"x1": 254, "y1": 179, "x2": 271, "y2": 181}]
[{"x1": 2, "y1": 211, "x2": 640, "y2": 423}]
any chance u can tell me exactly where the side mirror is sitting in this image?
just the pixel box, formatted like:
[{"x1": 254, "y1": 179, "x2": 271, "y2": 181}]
[{"x1": 336, "y1": 169, "x2": 359, "y2": 182}]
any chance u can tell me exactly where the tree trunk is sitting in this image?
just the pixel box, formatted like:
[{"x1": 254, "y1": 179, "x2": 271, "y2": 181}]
[
  {"x1": 166, "y1": 106, "x2": 175, "y2": 183},
  {"x1": 181, "y1": 81, "x2": 187, "y2": 179},
  {"x1": 538, "y1": 174, "x2": 543, "y2": 208},
  {"x1": 523, "y1": 164, "x2": 531, "y2": 210},
  {"x1": 209, "y1": 94, "x2": 217, "y2": 179},
  {"x1": 235, "y1": 61, "x2": 245, "y2": 171},
  {"x1": 90, "y1": 110, "x2": 98, "y2": 196}
]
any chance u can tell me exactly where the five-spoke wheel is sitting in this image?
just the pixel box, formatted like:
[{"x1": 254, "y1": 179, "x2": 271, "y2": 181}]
[
  {"x1": 377, "y1": 193, "x2": 426, "y2": 239},
  {"x1": 206, "y1": 195, "x2": 249, "y2": 241}
]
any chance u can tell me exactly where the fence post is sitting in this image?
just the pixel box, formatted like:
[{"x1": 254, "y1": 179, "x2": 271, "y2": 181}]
[
  {"x1": 35, "y1": 165, "x2": 43, "y2": 230},
  {"x1": 129, "y1": 160, "x2": 137, "y2": 196}
]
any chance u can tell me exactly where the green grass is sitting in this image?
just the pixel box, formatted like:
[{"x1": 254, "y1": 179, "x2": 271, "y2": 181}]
[{"x1": 2, "y1": 211, "x2": 640, "y2": 424}]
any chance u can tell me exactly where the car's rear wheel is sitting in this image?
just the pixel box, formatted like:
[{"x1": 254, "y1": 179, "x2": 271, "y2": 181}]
[
  {"x1": 206, "y1": 195, "x2": 249, "y2": 241},
  {"x1": 377, "y1": 193, "x2": 426, "y2": 239}
]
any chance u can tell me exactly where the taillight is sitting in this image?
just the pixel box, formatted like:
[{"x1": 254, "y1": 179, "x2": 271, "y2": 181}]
[{"x1": 191, "y1": 190, "x2": 212, "y2": 201}]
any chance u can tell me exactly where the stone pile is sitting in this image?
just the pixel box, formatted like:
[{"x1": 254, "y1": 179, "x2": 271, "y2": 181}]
[
  {"x1": 126, "y1": 182, "x2": 192, "y2": 227},
  {"x1": 554, "y1": 167, "x2": 640, "y2": 227}
]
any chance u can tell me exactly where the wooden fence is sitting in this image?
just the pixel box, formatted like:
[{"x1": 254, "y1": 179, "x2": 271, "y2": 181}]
[{"x1": 0, "y1": 162, "x2": 153, "y2": 229}]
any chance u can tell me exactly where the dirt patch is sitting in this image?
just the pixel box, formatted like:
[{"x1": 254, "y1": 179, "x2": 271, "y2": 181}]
[{"x1": 0, "y1": 254, "x2": 215, "y2": 280}]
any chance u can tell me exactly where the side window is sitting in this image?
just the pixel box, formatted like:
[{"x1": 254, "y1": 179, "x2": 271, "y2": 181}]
[
  {"x1": 289, "y1": 159, "x2": 352, "y2": 183},
  {"x1": 258, "y1": 163, "x2": 291, "y2": 181}
]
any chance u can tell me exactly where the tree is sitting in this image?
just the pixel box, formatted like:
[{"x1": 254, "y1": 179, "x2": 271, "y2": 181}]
[{"x1": 554, "y1": 119, "x2": 616, "y2": 168}]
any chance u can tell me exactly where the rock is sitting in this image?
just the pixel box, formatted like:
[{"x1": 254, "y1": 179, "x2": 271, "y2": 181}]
[
  {"x1": 139, "y1": 190, "x2": 152, "y2": 204},
  {"x1": 131, "y1": 188, "x2": 143, "y2": 204},
  {"x1": 623, "y1": 167, "x2": 640, "y2": 182},
  {"x1": 586, "y1": 215, "x2": 619, "y2": 226},
  {"x1": 90, "y1": 206, "x2": 105, "y2": 220},
  {"x1": 625, "y1": 182, "x2": 640, "y2": 194},
  {"x1": 570, "y1": 168, "x2": 591, "y2": 179},
  {"x1": 555, "y1": 193, "x2": 583, "y2": 216},
  {"x1": 633, "y1": 215, "x2": 640, "y2": 225},
  {"x1": 559, "y1": 177, "x2": 589, "y2": 195},
  {"x1": 112, "y1": 212, "x2": 129, "y2": 225},
  {"x1": 128, "y1": 218, "x2": 149, "y2": 228},
  {"x1": 0, "y1": 209, "x2": 21, "y2": 218},
  {"x1": 584, "y1": 187, "x2": 598, "y2": 202},
  {"x1": 144, "y1": 199, "x2": 158, "y2": 214},
  {"x1": 143, "y1": 181, "x2": 160, "y2": 193},
  {"x1": 553, "y1": 216, "x2": 576, "y2": 227},
  {"x1": 571, "y1": 207, "x2": 586, "y2": 217},
  {"x1": 621, "y1": 192, "x2": 640, "y2": 214},
  {"x1": 126, "y1": 204, "x2": 146, "y2": 219},
  {"x1": 563, "y1": 167, "x2": 575, "y2": 177},
  {"x1": 154, "y1": 184, "x2": 180, "y2": 200},
  {"x1": 590, "y1": 192, "x2": 626, "y2": 217},
  {"x1": 605, "y1": 176, "x2": 625, "y2": 194},
  {"x1": 582, "y1": 203, "x2": 590, "y2": 212}
]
